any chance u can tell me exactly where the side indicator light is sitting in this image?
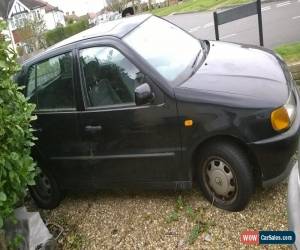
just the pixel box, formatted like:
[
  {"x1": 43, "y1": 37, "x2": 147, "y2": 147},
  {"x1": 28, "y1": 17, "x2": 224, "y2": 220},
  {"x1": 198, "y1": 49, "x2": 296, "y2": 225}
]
[{"x1": 184, "y1": 119, "x2": 193, "y2": 127}]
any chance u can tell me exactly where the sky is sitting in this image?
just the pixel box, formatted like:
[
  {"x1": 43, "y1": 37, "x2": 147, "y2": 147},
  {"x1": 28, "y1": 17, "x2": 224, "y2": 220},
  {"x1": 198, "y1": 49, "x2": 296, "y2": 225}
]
[{"x1": 47, "y1": 0, "x2": 106, "y2": 16}]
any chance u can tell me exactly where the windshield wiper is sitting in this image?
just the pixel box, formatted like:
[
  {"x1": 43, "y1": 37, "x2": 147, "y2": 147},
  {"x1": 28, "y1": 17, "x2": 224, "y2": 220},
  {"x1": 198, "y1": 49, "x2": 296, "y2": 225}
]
[
  {"x1": 191, "y1": 49, "x2": 202, "y2": 69},
  {"x1": 189, "y1": 40, "x2": 208, "y2": 77}
]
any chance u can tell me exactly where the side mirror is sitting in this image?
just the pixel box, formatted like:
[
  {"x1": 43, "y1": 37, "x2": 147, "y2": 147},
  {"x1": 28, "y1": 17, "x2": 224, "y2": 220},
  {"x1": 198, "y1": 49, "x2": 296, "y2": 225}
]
[{"x1": 134, "y1": 83, "x2": 154, "y2": 105}]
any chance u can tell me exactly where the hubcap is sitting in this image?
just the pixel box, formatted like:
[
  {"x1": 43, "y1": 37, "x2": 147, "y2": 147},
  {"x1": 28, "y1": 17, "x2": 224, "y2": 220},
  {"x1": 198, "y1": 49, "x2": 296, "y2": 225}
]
[
  {"x1": 35, "y1": 173, "x2": 52, "y2": 198},
  {"x1": 205, "y1": 158, "x2": 237, "y2": 200}
]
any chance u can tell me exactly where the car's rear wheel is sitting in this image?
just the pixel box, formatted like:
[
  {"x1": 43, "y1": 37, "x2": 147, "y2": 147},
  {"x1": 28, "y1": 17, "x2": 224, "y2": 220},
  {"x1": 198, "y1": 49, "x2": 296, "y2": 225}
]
[
  {"x1": 196, "y1": 142, "x2": 254, "y2": 211},
  {"x1": 30, "y1": 168, "x2": 62, "y2": 209}
]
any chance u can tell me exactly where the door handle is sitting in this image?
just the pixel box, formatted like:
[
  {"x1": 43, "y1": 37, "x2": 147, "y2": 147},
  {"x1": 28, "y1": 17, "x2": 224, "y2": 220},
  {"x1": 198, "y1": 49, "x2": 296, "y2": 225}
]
[{"x1": 85, "y1": 125, "x2": 102, "y2": 133}]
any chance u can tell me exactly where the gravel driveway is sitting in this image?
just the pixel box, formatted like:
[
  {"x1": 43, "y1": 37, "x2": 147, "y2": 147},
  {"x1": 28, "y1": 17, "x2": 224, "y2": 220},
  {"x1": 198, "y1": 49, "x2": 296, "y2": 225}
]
[{"x1": 35, "y1": 181, "x2": 289, "y2": 249}]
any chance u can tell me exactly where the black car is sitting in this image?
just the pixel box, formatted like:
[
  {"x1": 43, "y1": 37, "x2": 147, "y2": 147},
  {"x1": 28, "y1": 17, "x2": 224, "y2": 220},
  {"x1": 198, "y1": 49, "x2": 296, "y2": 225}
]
[
  {"x1": 288, "y1": 146, "x2": 299, "y2": 248},
  {"x1": 16, "y1": 14, "x2": 299, "y2": 211}
]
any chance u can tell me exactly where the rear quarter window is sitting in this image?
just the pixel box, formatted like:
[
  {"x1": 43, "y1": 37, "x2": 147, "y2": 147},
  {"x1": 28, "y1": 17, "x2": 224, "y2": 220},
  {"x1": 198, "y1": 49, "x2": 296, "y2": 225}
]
[{"x1": 24, "y1": 52, "x2": 75, "y2": 111}]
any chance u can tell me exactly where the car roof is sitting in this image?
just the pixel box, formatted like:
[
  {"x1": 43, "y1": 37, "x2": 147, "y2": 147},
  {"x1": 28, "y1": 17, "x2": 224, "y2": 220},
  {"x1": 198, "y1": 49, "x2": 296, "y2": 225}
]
[{"x1": 23, "y1": 14, "x2": 152, "y2": 65}]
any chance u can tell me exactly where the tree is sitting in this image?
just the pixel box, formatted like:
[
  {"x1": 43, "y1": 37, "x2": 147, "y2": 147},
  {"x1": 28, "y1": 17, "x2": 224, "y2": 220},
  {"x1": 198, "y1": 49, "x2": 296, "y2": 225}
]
[
  {"x1": 0, "y1": 19, "x2": 36, "y2": 230},
  {"x1": 106, "y1": 0, "x2": 127, "y2": 12},
  {"x1": 45, "y1": 19, "x2": 89, "y2": 47},
  {"x1": 16, "y1": 17, "x2": 46, "y2": 51},
  {"x1": 148, "y1": 0, "x2": 152, "y2": 10}
]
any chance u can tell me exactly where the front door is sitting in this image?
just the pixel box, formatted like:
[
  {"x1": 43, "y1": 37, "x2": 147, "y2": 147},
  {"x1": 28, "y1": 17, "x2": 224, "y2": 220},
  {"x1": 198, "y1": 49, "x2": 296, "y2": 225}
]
[{"x1": 77, "y1": 46, "x2": 182, "y2": 188}]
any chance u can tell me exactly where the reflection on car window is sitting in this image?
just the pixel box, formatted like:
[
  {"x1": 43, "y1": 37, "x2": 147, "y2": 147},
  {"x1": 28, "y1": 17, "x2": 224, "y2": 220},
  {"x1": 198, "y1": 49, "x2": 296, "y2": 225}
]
[
  {"x1": 26, "y1": 53, "x2": 75, "y2": 110},
  {"x1": 36, "y1": 57, "x2": 61, "y2": 89},
  {"x1": 80, "y1": 47, "x2": 144, "y2": 107},
  {"x1": 27, "y1": 66, "x2": 36, "y2": 98}
]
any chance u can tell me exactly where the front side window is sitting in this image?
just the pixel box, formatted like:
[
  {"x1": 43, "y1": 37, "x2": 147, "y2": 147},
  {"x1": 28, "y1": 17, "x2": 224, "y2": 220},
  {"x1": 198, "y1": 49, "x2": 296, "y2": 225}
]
[
  {"x1": 123, "y1": 16, "x2": 202, "y2": 83},
  {"x1": 80, "y1": 47, "x2": 145, "y2": 107},
  {"x1": 26, "y1": 52, "x2": 75, "y2": 110}
]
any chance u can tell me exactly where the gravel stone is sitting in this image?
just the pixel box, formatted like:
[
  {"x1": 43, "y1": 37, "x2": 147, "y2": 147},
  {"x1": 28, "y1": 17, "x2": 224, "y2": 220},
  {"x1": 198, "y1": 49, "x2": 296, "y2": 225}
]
[{"x1": 34, "y1": 182, "x2": 289, "y2": 250}]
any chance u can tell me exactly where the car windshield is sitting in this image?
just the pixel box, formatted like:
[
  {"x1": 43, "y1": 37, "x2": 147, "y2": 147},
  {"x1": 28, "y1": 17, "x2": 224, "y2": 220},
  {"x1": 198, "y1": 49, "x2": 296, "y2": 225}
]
[{"x1": 123, "y1": 16, "x2": 202, "y2": 82}]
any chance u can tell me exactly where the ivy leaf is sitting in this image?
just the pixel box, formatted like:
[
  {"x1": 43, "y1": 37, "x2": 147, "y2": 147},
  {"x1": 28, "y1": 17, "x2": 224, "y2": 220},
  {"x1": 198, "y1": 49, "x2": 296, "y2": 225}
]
[{"x1": 0, "y1": 19, "x2": 37, "y2": 230}]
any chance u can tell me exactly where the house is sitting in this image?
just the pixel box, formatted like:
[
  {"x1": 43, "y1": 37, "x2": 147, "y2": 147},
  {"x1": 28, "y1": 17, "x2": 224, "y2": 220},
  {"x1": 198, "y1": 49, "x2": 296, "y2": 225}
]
[
  {"x1": 86, "y1": 12, "x2": 98, "y2": 25},
  {"x1": 2, "y1": 0, "x2": 65, "y2": 52},
  {"x1": 65, "y1": 11, "x2": 80, "y2": 24}
]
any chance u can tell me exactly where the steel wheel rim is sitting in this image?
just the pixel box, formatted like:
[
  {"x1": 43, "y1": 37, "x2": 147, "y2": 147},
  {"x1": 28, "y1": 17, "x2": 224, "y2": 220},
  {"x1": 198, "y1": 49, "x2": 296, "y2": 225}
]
[
  {"x1": 34, "y1": 173, "x2": 53, "y2": 199},
  {"x1": 203, "y1": 156, "x2": 238, "y2": 203}
]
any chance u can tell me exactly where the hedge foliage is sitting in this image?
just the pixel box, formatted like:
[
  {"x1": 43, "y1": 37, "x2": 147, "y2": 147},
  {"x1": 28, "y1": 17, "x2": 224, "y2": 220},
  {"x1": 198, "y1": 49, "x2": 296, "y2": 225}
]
[
  {"x1": 0, "y1": 20, "x2": 36, "y2": 229},
  {"x1": 45, "y1": 19, "x2": 89, "y2": 46}
]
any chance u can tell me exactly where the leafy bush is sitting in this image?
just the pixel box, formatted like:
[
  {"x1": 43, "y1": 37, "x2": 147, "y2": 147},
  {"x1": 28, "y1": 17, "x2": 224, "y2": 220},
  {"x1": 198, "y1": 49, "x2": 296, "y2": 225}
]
[
  {"x1": 45, "y1": 19, "x2": 89, "y2": 46},
  {"x1": 16, "y1": 46, "x2": 24, "y2": 57},
  {"x1": 0, "y1": 20, "x2": 36, "y2": 229}
]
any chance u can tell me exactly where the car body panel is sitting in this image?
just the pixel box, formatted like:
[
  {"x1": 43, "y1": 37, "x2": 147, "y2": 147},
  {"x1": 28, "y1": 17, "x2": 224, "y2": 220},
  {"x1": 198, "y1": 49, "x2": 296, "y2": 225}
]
[
  {"x1": 76, "y1": 98, "x2": 183, "y2": 187},
  {"x1": 179, "y1": 41, "x2": 289, "y2": 108}
]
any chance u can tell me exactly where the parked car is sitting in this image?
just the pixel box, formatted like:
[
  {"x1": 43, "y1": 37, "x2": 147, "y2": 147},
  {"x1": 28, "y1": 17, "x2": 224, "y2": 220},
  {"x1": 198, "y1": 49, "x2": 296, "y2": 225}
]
[
  {"x1": 16, "y1": 14, "x2": 299, "y2": 211},
  {"x1": 288, "y1": 147, "x2": 300, "y2": 249}
]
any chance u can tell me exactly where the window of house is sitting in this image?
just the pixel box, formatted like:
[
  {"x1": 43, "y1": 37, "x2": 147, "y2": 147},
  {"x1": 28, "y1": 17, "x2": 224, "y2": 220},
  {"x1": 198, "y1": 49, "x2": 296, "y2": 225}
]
[
  {"x1": 15, "y1": 18, "x2": 20, "y2": 28},
  {"x1": 26, "y1": 52, "x2": 75, "y2": 110},
  {"x1": 11, "y1": 20, "x2": 16, "y2": 29},
  {"x1": 79, "y1": 47, "x2": 145, "y2": 107}
]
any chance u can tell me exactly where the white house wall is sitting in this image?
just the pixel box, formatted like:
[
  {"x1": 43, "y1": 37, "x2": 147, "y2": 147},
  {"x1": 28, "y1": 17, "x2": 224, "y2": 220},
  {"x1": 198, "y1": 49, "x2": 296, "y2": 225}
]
[{"x1": 44, "y1": 11, "x2": 65, "y2": 30}]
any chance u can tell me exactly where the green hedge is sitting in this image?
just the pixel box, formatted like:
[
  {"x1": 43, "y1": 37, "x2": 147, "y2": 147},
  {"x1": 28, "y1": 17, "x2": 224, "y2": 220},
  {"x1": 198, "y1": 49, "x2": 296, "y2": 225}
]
[
  {"x1": 0, "y1": 20, "x2": 36, "y2": 229},
  {"x1": 45, "y1": 19, "x2": 89, "y2": 47}
]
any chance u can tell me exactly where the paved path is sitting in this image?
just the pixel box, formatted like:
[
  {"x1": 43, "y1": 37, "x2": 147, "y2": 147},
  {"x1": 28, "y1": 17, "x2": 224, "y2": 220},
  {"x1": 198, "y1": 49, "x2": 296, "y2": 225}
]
[{"x1": 165, "y1": 0, "x2": 300, "y2": 48}]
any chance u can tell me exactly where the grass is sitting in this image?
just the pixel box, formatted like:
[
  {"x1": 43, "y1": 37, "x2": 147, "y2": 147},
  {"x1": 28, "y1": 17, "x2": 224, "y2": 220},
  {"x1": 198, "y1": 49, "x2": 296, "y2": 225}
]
[
  {"x1": 47, "y1": 213, "x2": 86, "y2": 250},
  {"x1": 275, "y1": 42, "x2": 300, "y2": 64},
  {"x1": 151, "y1": 0, "x2": 250, "y2": 16},
  {"x1": 165, "y1": 195, "x2": 212, "y2": 245}
]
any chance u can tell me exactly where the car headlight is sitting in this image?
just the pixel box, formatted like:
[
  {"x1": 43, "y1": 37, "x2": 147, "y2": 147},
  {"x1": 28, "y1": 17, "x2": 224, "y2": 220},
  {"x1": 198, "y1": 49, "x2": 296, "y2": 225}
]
[{"x1": 271, "y1": 92, "x2": 296, "y2": 132}]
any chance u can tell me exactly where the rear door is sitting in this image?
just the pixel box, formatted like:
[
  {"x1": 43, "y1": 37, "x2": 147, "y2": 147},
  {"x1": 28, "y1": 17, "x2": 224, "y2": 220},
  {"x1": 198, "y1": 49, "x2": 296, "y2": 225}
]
[
  {"x1": 26, "y1": 51, "x2": 93, "y2": 189},
  {"x1": 77, "y1": 44, "x2": 183, "y2": 188}
]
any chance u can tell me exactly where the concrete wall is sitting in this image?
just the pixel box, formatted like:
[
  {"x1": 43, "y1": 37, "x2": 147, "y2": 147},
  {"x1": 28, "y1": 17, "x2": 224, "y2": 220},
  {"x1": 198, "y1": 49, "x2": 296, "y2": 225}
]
[{"x1": 289, "y1": 63, "x2": 300, "y2": 86}]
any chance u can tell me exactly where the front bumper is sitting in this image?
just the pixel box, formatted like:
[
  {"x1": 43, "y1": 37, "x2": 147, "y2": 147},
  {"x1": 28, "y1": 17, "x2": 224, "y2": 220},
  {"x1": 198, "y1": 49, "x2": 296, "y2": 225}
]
[
  {"x1": 288, "y1": 163, "x2": 300, "y2": 249},
  {"x1": 248, "y1": 88, "x2": 300, "y2": 186},
  {"x1": 248, "y1": 124, "x2": 299, "y2": 187},
  {"x1": 262, "y1": 158, "x2": 297, "y2": 188}
]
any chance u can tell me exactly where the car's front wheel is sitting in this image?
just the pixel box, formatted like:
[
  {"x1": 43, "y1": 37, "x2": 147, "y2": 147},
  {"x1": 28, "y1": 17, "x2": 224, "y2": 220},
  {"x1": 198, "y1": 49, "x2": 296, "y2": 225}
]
[
  {"x1": 30, "y1": 168, "x2": 62, "y2": 209},
  {"x1": 197, "y1": 142, "x2": 254, "y2": 211}
]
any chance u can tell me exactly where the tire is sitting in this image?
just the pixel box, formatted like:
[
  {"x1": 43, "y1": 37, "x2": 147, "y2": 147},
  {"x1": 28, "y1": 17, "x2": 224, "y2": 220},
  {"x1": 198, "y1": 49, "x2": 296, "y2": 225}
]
[
  {"x1": 196, "y1": 142, "x2": 254, "y2": 211},
  {"x1": 30, "y1": 168, "x2": 62, "y2": 209}
]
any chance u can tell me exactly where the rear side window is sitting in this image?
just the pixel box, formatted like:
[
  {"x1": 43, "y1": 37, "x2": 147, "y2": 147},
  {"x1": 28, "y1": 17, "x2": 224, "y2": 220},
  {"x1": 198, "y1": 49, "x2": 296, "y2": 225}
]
[
  {"x1": 36, "y1": 57, "x2": 61, "y2": 88},
  {"x1": 26, "y1": 52, "x2": 75, "y2": 110}
]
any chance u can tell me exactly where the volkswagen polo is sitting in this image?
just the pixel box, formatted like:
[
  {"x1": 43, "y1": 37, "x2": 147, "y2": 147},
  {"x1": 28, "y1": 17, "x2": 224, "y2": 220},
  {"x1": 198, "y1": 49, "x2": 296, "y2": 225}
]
[{"x1": 16, "y1": 14, "x2": 300, "y2": 211}]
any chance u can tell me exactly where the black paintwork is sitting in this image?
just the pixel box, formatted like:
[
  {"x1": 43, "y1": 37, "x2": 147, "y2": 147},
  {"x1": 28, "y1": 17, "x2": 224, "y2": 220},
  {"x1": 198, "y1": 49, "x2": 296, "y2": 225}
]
[{"x1": 17, "y1": 15, "x2": 300, "y2": 191}]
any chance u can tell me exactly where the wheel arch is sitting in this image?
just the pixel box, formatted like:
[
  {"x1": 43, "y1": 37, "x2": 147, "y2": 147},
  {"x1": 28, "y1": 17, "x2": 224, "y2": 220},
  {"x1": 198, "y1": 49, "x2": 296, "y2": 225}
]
[{"x1": 190, "y1": 134, "x2": 262, "y2": 185}]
